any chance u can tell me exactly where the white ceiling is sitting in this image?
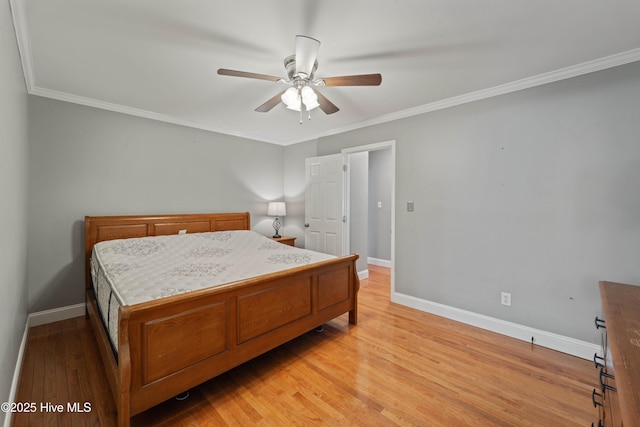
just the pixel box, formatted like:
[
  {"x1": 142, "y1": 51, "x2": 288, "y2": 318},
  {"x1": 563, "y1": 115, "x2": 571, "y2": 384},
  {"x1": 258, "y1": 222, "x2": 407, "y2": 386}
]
[{"x1": 11, "y1": 0, "x2": 640, "y2": 146}]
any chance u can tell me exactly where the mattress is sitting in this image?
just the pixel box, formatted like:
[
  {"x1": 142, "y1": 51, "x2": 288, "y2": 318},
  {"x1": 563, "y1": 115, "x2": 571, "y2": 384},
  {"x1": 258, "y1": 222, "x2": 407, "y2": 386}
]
[{"x1": 90, "y1": 230, "x2": 335, "y2": 353}]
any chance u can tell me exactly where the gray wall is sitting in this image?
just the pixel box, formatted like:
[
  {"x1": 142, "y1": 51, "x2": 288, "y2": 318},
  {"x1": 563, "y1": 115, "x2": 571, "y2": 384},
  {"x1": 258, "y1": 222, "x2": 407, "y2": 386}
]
[
  {"x1": 368, "y1": 148, "x2": 392, "y2": 261},
  {"x1": 27, "y1": 97, "x2": 285, "y2": 312},
  {"x1": 296, "y1": 61, "x2": 640, "y2": 344},
  {"x1": 0, "y1": 0, "x2": 30, "y2": 423},
  {"x1": 349, "y1": 151, "x2": 369, "y2": 272}
]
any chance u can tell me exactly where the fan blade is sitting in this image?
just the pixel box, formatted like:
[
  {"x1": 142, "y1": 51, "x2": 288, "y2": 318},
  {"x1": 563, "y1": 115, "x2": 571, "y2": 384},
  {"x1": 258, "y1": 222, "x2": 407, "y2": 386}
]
[
  {"x1": 321, "y1": 74, "x2": 382, "y2": 86},
  {"x1": 217, "y1": 69, "x2": 282, "y2": 82},
  {"x1": 314, "y1": 91, "x2": 339, "y2": 115},
  {"x1": 255, "y1": 90, "x2": 286, "y2": 112},
  {"x1": 295, "y1": 35, "x2": 320, "y2": 77}
]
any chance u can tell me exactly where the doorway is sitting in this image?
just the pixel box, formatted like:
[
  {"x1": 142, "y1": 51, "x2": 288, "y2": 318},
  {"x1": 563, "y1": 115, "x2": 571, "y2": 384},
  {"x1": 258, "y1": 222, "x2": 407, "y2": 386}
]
[{"x1": 343, "y1": 141, "x2": 395, "y2": 293}]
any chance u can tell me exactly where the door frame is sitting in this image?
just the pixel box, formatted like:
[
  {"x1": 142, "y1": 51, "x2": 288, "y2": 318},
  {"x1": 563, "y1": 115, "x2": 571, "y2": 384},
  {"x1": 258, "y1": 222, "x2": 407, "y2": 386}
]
[{"x1": 342, "y1": 140, "x2": 396, "y2": 294}]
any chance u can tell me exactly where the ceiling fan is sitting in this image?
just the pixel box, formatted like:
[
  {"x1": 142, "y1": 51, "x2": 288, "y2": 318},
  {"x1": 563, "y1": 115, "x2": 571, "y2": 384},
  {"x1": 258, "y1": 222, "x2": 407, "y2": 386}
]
[{"x1": 217, "y1": 35, "x2": 382, "y2": 122}]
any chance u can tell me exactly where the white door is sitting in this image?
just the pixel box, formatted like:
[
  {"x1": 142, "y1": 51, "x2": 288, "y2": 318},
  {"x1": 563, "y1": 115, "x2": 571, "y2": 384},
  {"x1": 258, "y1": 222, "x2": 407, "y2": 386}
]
[{"x1": 304, "y1": 154, "x2": 345, "y2": 256}]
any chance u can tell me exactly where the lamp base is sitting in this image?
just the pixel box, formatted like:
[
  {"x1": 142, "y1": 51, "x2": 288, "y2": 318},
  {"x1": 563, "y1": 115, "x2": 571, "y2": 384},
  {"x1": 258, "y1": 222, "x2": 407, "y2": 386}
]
[
  {"x1": 272, "y1": 234, "x2": 281, "y2": 238},
  {"x1": 272, "y1": 216, "x2": 281, "y2": 239}
]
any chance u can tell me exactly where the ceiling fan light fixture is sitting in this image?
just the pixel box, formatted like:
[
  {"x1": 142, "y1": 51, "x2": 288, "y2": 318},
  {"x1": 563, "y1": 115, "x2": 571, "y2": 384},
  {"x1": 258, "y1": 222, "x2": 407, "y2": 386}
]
[
  {"x1": 218, "y1": 35, "x2": 379, "y2": 119},
  {"x1": 304, "y1": 99, "x2": 320, "y2": 111},
  {"x1": 281, "y1": 87, "x2": 301, "y2": 111},
  {"x1": 301, "y1": 86, "x2": 320, "y2": 111}
]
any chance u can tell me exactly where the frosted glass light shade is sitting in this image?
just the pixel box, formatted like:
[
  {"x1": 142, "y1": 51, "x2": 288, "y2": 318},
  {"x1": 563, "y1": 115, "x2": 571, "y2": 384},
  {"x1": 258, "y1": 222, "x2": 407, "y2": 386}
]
[
  {"x1": 281, "y1": 87, "x2": 301, "y2": 111},
  {"x1": 301, "y1": 86, "x2": 319, "y2": 111}
]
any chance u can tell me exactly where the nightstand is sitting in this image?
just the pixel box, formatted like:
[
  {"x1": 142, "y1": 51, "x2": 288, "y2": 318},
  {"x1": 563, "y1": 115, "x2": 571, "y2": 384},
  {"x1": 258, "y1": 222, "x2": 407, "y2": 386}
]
[{"x1": 270, "y1": 236, "x2": 296, "y2": 246}]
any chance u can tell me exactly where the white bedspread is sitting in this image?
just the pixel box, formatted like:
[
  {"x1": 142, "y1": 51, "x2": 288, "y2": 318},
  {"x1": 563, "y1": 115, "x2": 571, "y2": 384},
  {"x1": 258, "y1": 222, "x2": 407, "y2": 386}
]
[{"x1": 90, "y1": 230, "x2": 335, "y2": 351}]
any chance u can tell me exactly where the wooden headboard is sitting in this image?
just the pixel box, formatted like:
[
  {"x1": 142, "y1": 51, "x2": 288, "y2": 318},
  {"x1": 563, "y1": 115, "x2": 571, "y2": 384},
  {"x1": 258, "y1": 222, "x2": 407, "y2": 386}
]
[{"x1": 84, "y1": 212, "x2": 251, "y2": 289}]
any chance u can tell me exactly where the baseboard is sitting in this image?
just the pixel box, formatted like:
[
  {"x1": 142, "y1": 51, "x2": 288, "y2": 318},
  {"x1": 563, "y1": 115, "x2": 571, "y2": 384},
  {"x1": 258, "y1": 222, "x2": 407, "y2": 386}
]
[
  {"x1": 368, "y1": 257, "x2": 391, "y2": 268},
  {"x1": 358, "y1": 269, "x2": 369, "y2": 280},
  {"x1": 4, "y1": 322, "x2": 29, "y2": 427},
  {"x1": 4, "y1": 303, "x2": 88, "y2": 426},
  {"x1": 391, "y1": 291, "x2": 599, "y2": 360},
  {"x1": 28, "y1": 303, "x2": 86, "y2": 327}
]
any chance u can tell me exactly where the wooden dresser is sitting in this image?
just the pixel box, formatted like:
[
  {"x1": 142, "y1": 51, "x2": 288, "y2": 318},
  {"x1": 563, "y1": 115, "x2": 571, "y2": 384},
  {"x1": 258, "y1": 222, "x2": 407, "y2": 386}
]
[{"x1": 595, "y1": 281, "x2": 640, "y2": 427}]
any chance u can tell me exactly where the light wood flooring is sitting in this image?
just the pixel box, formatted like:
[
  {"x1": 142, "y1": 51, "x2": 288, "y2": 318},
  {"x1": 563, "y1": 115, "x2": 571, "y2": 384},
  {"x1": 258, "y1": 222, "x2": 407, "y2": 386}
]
[{"x1": 13, "y1": 265, "x2": 597, "y2": 426}]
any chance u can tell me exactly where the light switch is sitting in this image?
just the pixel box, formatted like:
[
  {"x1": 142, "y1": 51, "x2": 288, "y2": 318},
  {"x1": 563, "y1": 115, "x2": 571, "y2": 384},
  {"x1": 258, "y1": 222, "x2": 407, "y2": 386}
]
[
  {"x1": 377, "y1": 201, "x2": 382, "y2": 208},
  {"x1": 407, "y1": 201, "x2": 414, "y2": 212}
]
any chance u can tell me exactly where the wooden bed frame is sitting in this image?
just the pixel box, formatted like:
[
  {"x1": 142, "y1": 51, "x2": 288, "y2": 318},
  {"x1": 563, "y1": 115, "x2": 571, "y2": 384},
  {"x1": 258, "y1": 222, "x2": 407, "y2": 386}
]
[{"x1": 84, "y1": 212, "x2": 359, "y2": 427}]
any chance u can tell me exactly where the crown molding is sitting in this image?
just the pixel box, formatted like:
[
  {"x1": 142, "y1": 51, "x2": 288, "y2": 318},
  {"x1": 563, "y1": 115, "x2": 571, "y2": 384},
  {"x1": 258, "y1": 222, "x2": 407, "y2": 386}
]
[
  {"x1": 10, "y1": 0, "x2": 640, "y2": 147},
  {"x1": 9, "y1": 0, "x2": 35, "y2": 92},
  {"x1": 376, "y1": 48, "x2": 640, "y2": 123},
  {"x1": 8, "y1": 0, "x2": 282, "y2": 145},
  {"x1": 280, "y1": 48, "x2": 640, "y2": 145},
  {"x1": 29, "y1": 86, "x2": 284, "y2": 145}
]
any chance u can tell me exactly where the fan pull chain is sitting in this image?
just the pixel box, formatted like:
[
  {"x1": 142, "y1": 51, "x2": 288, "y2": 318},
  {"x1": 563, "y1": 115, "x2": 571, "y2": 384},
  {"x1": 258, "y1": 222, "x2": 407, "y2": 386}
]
[{"x1": 299, "y1": 108, "x2": 303, "y2": 124}]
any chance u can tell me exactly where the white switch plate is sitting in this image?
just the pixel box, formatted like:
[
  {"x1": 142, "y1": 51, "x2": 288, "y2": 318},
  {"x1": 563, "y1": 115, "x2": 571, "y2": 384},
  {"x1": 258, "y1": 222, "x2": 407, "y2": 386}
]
[{"x1": 407, "y1": 201, "x2": 414, "y2": 212}]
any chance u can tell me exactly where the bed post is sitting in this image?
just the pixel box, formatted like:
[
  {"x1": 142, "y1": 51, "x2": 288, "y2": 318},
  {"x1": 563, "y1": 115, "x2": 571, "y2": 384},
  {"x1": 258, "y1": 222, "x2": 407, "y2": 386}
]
[
  {"x1": 349, "y1": 262, "x2": 360, "y2": 325},
  {"x1": 117, "y1": 306, "x2": 132, "y2": 427}
]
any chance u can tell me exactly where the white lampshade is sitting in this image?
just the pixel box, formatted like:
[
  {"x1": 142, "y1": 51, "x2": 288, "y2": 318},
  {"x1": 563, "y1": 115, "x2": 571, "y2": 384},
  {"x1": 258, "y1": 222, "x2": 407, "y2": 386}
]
[
  {"x1": 301, "y1": 86, "x2": 320, "y2": 111},
  {"x1": 281, "y1": 87, "x2": 301, "y2": 111},
  {"x1": 267, "y1": 202, "x2": 286, "y2": 217},
  {"x1": 303, "y1": 98, "x2": 320, "y2": 111}
]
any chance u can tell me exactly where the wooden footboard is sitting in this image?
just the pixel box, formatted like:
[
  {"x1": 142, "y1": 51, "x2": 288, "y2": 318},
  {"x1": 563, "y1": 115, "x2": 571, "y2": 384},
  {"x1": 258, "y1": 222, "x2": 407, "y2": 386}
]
[{"x1": 84, "y1": 213, "x2": 359, "y2": 427}]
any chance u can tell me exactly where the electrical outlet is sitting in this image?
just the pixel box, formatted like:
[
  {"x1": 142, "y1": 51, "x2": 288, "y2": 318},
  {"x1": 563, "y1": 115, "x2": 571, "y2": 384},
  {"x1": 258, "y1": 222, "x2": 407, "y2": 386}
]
[{"x1": 501, "y1": 292, "x2": 511, "y2": 306}]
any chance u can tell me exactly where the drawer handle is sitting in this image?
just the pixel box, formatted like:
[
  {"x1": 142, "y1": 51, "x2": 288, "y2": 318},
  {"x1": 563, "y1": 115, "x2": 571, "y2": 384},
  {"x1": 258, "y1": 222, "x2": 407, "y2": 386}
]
[
  {"x1": 591, "y1": 421, "x2": 604, "y2": 427},
  {"x1": 599, "y1": 368, "x2": 616, "y2": 392},
  {"x1": 593, "y1": 353, "x2": 604, "y2": 369},
  {"x1": 592, "y1": 389, "x2": 603, "y2": 407},
  {"x1": 594, "y1": 316, "x2": 606, "y2": 329}
]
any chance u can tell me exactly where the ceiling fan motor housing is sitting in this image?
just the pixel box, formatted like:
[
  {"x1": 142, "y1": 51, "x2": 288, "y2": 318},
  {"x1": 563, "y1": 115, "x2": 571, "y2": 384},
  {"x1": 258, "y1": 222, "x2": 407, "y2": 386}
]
[{"x1": 284, "y1": 55, "x2": 318, "y2": 81}]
